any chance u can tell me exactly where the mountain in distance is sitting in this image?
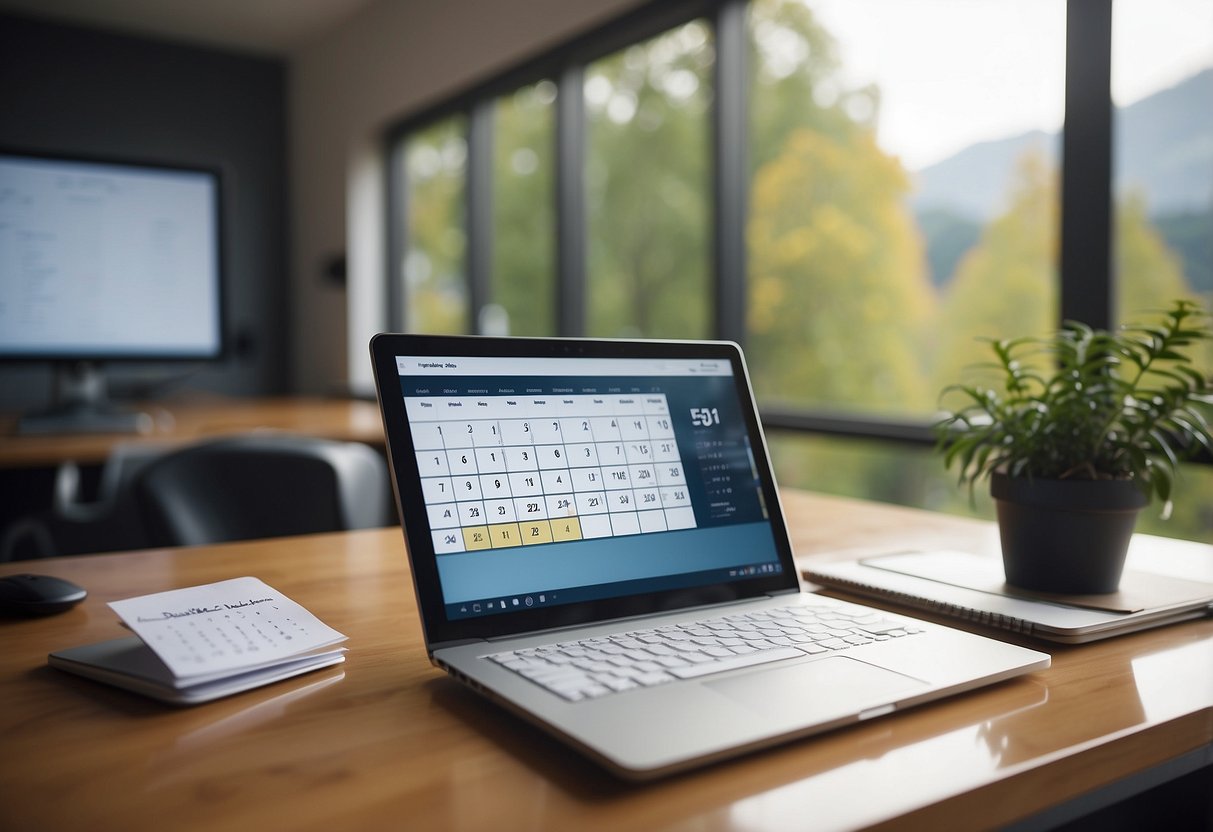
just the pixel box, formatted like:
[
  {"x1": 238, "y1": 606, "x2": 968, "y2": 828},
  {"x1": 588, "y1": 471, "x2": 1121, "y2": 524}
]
[
  {"x1": 911, "y1": 68, "x2": 1213, "y2": 222},
  {"x1": 1117, "y1": 68, "x2": 1213, "y2": 214},
  {"x1": 911, "y1": 68, "x2": 1212, "y2": 291}
]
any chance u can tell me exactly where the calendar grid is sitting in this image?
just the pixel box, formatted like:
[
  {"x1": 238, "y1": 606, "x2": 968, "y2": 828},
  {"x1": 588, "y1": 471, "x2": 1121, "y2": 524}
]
[{"x1": 408, "y1": 393, "x2": 696, "y2": 554}]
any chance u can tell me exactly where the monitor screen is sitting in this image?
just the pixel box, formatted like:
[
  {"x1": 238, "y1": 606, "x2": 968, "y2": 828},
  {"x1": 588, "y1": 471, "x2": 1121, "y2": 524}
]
[{"x1": 0, "y1": 150, "x2": 223, "y2": 361}]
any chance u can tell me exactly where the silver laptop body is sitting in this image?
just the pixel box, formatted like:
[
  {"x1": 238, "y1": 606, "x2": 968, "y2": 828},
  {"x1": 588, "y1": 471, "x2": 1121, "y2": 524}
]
[{"x1": 370, "y1": 335, "x2": 1050, "y2": 780}]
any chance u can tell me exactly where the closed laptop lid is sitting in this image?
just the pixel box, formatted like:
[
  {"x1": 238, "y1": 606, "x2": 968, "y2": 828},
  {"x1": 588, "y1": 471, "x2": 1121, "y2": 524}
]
[{"x1": 370, "y1": 335, "x2": 800, "y2": 649}]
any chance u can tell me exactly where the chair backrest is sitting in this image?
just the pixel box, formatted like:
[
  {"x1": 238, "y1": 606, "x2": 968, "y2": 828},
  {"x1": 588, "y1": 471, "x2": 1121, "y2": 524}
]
[
  {"x1": 55, "y1": 441, "x2": 168, "y2": 523},
  {"x1": 133, "y1": 433, "x2": 391, "y2": 547},
  {"x1": 1, "y1": 442, "x2": 168, "y2": 561}
]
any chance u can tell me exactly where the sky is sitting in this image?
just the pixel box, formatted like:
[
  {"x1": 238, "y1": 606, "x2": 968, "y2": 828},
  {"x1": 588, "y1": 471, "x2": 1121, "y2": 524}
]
[{"x1": 800, "y1": 0, "x2": 1213, "y2": 171}]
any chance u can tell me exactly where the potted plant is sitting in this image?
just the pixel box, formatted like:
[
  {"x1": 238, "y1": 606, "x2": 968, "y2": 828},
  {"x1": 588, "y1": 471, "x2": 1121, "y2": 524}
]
[{"x1": 936, "y1": 299, "x2": 1213, "y2": 595}]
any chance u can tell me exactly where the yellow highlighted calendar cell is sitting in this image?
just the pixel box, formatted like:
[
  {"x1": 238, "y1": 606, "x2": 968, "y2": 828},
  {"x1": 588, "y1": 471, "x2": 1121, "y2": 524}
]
[
  {"x1": 489, "y1": 522, "x2": 523, "y2": 548},
  {"x1": 462, "y1": 526, "x2": 491, "y2": 551},
  {"x1": 550, "y1": 517, "x2": 583, "y2": 542},
  {"x1": 520, "y1": 520, "x2": 553, "y2": 545}
]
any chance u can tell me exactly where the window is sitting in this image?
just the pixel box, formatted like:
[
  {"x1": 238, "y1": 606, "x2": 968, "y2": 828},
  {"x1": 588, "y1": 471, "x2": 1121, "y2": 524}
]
[
  {"x1": 1111, "y1": 0, "x2": 1213, "y2": 365},
  {"x1": 394, "y1": 116, "x2": 468, "y2": 334},
  {"x1": 385, "y1": 0, "x2": 1212, "y2": 541},
  {"x1": 746, "y1": 0, "x2": 1065, "y2": 419},
  {"x1": 585, "y1": 21, "x2": 714, "y2": 339},
  {"x1": 493, "y1": 80, "x2": 558, "y2": 336}
]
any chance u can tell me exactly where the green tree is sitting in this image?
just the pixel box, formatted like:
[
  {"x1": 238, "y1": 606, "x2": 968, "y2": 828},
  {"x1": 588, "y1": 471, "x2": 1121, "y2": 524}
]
[
  {"x1": 741, "y1": 0, "x2": 937, "y2": 513},
  {"x1": 584, "y1": 22, "x2": 714, "y2": 338},
  {"x1": 404, "y1": 117, "x2": 468, "y2": 334},
  {"x1": 1116, "y1": 191, "x2": 1194, "y2": 326},
  {"x1": 747, "y1": 126, "x2": 933, "y2": 412},
  {"x1": 932, "y1": 155, "x2": 1200, "y2": 396},
  {"x1": 749, "y1": 0, "x2": 880, "y2": 169},
  {"x1": 493, "y1": 82, "x2": 556, "y2": 336},
  {"x1": 931, "y1": 151, "x2": 1057, "y2": 394},
  {"x1": 744, "y1": 0, "x2": 932, "y2": 414},
  {"x1": 1114, "y1": 191, "x2": 1211, "y2": 539}
]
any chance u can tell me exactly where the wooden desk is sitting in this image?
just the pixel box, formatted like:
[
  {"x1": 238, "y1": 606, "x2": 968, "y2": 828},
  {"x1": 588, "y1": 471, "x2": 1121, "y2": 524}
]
[
  {"x1": 0, "y1": 396, "x2": 385, "y2": 469},
  {"x1": 2, "y1": 491, "x2": 1210, "y2": 831}
]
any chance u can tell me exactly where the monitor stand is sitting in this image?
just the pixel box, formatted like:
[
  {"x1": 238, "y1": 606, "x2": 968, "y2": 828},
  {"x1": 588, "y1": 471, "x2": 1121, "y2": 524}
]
[{"x1": 16, "y1": 361, "x2": 154, "y2": 436}]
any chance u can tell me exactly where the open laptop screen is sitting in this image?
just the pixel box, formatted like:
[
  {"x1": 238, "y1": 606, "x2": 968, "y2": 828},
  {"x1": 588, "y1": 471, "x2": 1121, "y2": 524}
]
[{"x1": 372, "y1": 336, "x2": 799, "y2": 643}]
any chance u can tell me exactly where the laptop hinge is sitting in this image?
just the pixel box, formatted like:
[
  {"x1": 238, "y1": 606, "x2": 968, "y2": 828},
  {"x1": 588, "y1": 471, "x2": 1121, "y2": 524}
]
[{"x1": 428, "y1": 638, "x2": 486, "y2": 652}]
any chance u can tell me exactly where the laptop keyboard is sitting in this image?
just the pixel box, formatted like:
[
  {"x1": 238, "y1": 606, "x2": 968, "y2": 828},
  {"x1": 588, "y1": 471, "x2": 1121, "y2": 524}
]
[{"x1": 487, "y1": 603, "x2": 925, "y2": 702}]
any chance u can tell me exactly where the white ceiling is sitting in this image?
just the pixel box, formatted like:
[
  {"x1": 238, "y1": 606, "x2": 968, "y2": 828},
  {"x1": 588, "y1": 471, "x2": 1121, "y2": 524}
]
[{"x1": 0, "y1": 0, "x2": 377, "y2": 54}]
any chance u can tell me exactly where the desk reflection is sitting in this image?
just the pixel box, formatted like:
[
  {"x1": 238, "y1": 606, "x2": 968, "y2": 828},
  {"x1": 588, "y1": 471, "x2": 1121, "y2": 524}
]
[
  {"x1": 1131, "y1": 633, "x2": 1213, "y2": 724},
  {"x1": 725, "y1": 679, "x2": 1051, "y2": 832},
  {"x1": 140, "y1": 670, "x2": 347, "y2": 793},
  {"x1": 429, "y1": 669, "x2": 1055, "y2": 831}
]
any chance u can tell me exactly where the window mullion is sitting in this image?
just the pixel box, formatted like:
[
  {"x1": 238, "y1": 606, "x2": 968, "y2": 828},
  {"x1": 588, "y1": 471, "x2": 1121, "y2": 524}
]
[
  {"x1": 386, "y1": 140, "x2": 408, "y2": 332},
  {"x1": 1060, "y1": 0, "x2": 1114, "y2": 329},
  {"x1": 467, "y1": 100, "x2": 494, "y2": 333},
  {"x1": 713, "y1": 0, "x2": 748, "y2": 344},
  {"x1": 555, "y1": 65, "x2": 587, "y2": 337}
]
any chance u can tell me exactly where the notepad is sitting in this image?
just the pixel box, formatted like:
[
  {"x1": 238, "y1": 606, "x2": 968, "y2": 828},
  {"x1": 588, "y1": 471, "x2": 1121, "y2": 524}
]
[
  {"x1": 49, "y1": 577, "x2": 348, "y2": 704},
  {"x1": 803, "y1": 536, "x2": 1213, "y2": 643}
]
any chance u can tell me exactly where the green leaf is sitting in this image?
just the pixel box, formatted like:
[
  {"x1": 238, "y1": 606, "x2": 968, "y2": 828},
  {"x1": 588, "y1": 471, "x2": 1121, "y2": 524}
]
[{"x1": 934, "y1": 298, "x2": 1212, "y2": 499}]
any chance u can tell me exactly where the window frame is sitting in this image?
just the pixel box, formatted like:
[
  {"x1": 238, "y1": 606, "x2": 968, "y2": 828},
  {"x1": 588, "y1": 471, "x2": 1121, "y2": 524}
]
[{"x1": 383, "y1": 0, "x2": 1207, "y2": 466}]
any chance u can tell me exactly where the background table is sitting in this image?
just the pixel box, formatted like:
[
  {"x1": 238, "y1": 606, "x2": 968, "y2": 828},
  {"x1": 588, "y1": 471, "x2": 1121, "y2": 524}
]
[
  {"x1": 1, "y1": 491, "x2": 1210, "y2": 831},
  {"x1": 0, "y1": 395, "x2": 386, "y2": 470},
  {"x1": 0, "y1": 396, "x2": 389, "y2": 542}
]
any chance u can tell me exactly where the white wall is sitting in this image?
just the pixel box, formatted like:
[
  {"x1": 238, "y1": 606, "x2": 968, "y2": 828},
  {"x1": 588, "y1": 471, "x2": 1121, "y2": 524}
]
[{"x1": 289, "y1": 0, "x2": 646, "y2": 396}]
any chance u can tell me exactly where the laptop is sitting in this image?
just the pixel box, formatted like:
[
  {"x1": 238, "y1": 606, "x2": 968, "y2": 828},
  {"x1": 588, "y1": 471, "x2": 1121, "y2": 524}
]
[{"x1": 370, "y1": 334, "x2": 1050, "y2": 779}]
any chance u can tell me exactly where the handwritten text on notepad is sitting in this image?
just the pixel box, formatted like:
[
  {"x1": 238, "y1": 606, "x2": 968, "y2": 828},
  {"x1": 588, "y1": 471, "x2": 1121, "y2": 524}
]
[
  {"x1": 109, "y1": 577, "x2": 346, "y2": 679},
  {"x1": 135, "y1": 595, "x2": 274, "y2": 622}
]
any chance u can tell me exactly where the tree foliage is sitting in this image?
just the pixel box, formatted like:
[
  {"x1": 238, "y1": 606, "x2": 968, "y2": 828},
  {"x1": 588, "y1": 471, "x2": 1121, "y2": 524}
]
[
  {"x1": 930, "y1": 151, "x2": 1058, "y2": 396},
  {"x1": 404, "y1": 117, "x2": 468, "y2": 334},
  {"x1": 745, "y1": 0, "x2": 931, "y2": 413},
  {"x1": 747, "y1": 126, "x2": 932, "y2": 411},
  {"x1": 584, "y1": 22, "x2": 714, "y2": 339},
  {"x1": 493, "y1": 83, "x2": 556, "y2": 336}
]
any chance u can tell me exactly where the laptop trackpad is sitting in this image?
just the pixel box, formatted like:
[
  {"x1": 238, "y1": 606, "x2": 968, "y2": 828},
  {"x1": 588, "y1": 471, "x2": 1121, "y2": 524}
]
[{"x1": 704, "y1": 656, "x2": 926, "y2": 716}]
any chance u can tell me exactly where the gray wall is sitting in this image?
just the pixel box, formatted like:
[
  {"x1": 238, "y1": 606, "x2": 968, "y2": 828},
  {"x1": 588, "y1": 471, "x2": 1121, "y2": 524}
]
[{"x1": 0, "y1": 14, "x2": 289, "y2": 409}]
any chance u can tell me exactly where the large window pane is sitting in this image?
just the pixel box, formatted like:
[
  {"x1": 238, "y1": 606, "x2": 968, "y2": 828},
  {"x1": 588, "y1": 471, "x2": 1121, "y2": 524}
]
[
  {"x1": 585, "y1": 20, "x2": 713, "y2": 339},
  {"x1": 493, "y1": 80, "x2": 557, "y2": 336},
  {"x1": 398, "y1": 116, "x2": 468, "y2": 333},
  {"x1": 1111, "y1": 0, "x2": 1213, "y2": 363},
  {"x1": 1111, "y1": 0, "x2": 1213, "y2": 542},
  {"x1": 746, "y1": 0, "x2": 1065, "y2": 418}
]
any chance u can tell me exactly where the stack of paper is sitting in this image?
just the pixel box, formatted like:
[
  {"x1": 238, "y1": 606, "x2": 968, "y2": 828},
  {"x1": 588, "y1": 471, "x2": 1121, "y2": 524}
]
[{"x1": 49, "y1": 577, "x2": 348, "y2": 704}]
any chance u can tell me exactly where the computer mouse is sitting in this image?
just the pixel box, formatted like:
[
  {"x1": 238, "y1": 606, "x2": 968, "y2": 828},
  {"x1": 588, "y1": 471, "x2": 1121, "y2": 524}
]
[{"x1": 0, "y1": 573, "x2": 88, "y2": 616}]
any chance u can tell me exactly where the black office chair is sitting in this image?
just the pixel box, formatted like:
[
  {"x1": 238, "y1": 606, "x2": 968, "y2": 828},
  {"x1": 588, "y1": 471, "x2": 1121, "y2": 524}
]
[
  {"x1": 132, "y1": 433, "x2": 392, "y2": 547},
  {"x1": 1, "y1": 442, "x2": 166, "y2": 561}
]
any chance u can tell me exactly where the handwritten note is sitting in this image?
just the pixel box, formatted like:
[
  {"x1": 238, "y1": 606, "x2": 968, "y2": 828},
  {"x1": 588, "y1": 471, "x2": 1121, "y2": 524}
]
[{"x1": 109, "y1": 577, "x2": 347, "y2": 680}]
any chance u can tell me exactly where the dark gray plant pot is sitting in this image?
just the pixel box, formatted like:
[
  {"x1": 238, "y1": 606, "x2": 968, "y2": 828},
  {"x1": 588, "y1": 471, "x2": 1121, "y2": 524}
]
[{"x1": 990, "y1": 472, "x2": 1149, "y2": 595}]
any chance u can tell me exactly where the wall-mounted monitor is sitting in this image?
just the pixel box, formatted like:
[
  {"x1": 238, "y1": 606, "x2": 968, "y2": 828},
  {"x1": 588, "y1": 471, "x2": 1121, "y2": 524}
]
[{"x1": 0, "y1": 150, "x2": 224, "y2": 434}]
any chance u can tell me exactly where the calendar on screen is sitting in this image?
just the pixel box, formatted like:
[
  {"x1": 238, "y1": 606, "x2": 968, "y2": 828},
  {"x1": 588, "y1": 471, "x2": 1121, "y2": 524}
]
[
  {"x1": 388, "y1": 352, "x2": 781, "y2": 620},
  {"x1": 408, "y1": 393, "x2": 697, "y2": 556}
]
